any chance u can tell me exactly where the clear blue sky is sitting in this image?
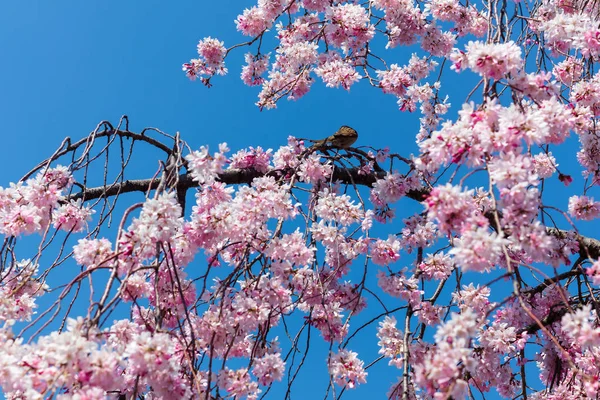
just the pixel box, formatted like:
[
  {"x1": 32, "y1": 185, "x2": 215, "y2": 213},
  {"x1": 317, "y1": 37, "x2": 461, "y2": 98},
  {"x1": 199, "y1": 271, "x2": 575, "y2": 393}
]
[{"x1": 0, "y1": 2, "x2": 588, "y2": 399}]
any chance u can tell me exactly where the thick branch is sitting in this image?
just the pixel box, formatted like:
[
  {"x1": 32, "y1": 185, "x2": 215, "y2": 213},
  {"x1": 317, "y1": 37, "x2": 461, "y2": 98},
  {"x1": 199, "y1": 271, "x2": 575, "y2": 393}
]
[
  {"x1": 69, "y1": 167, "x2": 426, "y2": 201},
  {"x1": 523, "y1": 308, "x2": 569, "y2": 335},
  {"x1": 524, "y1": 270, "x2": 581, "y2": 297},
  {"x1": 547, "y1": 227, "x2": 600, "y2": 260}
]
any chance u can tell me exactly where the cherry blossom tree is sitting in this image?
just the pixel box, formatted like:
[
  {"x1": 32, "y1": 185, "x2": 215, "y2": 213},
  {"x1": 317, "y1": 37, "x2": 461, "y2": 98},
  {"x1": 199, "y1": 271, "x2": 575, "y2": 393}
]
[{"x1": 2, "y1": 0, "x2": 600, "y2": 399}]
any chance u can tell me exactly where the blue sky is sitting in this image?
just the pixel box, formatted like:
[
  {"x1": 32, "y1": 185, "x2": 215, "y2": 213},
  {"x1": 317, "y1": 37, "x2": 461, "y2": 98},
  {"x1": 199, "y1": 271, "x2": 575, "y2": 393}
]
[{"x1": 0, "y1": 1, "x2": 589, "y2": 399}]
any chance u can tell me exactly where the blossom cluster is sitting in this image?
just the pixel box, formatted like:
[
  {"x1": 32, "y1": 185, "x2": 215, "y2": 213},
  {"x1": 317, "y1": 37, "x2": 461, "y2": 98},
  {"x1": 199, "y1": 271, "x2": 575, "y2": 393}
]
[
  {"x1": 0, "y1": 166, "x2": 94, "y2": 237},
  {"x1": 184, "y1": 0, "x2": 487, "y2": 109}
]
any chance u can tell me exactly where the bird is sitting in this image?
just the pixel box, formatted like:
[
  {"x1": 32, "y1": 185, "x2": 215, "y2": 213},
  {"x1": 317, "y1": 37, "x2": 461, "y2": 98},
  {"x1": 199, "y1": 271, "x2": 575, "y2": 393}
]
[{"x1": 309, "y1": 125, "x2": 358, "y2": 149}]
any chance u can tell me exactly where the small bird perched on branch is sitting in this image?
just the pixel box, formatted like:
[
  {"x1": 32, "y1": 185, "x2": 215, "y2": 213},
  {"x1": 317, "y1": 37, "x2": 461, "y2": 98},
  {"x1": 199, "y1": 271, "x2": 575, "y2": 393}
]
[{"x1": 309, "y1": 125, "x2": 358, "y2": 149}]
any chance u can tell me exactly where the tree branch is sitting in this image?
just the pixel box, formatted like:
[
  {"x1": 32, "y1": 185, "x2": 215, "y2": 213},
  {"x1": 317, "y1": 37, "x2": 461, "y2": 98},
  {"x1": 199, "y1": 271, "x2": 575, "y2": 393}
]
[
  {"x1": 67, "y1": 168, "x2": 600, "y2": 265},
  {"x1": 69, "y1": 167, "x2": 427, "y2": 202}
]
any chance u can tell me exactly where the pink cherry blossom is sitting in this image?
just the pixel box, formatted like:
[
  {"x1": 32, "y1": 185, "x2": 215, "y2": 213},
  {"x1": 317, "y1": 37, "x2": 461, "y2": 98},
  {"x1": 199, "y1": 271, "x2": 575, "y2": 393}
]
[
  {"x1": 241, "y1": 53, "x2": 270, "y2": 86},
  {"x1": 229, "y1": 146, "x2": 273, "y2": 173},
  {"x1": 586, "y1": 259, "x2": 600, "y2": 285},
  {"x1": 377, "y1": 316, "x2": 405, "y2": 368},
  {"x1": 315, "y1": 190, "x2": 364, "y2": 226},
  {"x1": 532, "y1": 152, "x2": 558, "y2": 178},
  {"x1": 252, "y1": 352, "x2": 285, "y2": 386},
  {"x1": 425, "y1": 184, "x2": 484, "y2": 235},
  {"x1": 297, "y1": 153, "x2": 333, "y2": 183},
  {"x1": 324, "y1": 4, "x2": 375, "y2": 52},
  {"x1": 370, "y1": 235, "x2": 401, "y2": 266},
  {"x1": 236, "y1": 7, "x2": 271, "y2": 37},
  {"x1": 314, "y1": 52, "x2": 361, "y2": 89},
  {"x1": 183, "y1": 37, "x2": 228, "y2": 82},
  {"x1": 266, "y1": 229, "x2": 315, "y2": 266},
  {"x1": 464, "y1": 41, "x2": 523, "y2": 79},
  {"x1": 73, "y1": 238, "x2": 113, "y2": 269},
  {"x1": 568, "y1": 195, "x2": 600, "y2": 220},
  {"x1": 561, "y1": 305, "x2": 600, "y2": 348},
  {"x1": 418, "y1": 253, "x2": 453, "y2": 280},
  {"x1": 52, "y1": 200, "x2": 94, "y2": 232},
  {"x1": 328, "y1": 349, "x2": 367, "y2": 388}
]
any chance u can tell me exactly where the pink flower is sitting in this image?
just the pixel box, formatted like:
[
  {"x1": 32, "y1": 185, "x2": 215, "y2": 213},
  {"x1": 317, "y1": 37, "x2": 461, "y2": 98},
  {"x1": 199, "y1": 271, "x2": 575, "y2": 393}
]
[
  {"x1": 426, "y1": 0, "x2": 462, "y2": 21},
  {"x1": 0, "y1": 166, "x2": 75, "y2": 236},
  {"x1": 229, "y1": 146, "x2": 273, "y2": 173},
  {"x1": 241, "y1": 53, "x2": 270, "y2": 86},
  {"x1": 450, "y1": 227, "x2": 507, "y2": 272},
  {"x1": 568, "y1": 195, "x2": 600, "y2": 220},
  {"x1": 377, "y1": 271, "x2": 422, "y2": 306},
  {"x1": 266, "y1": 229, "x2": 315, "y2": 266},
  {"x1": 424, "y1": 184, "x2": 483, "y2": 235},
  {"x1": 41, "y1": 165, "x2": 73, "y2": 190},
  {"x1": 400, "y1": 215, "x2": 438, "y2": 253},
  {"x1": 183, "y1": 37, "x2": 228, "y2": 81},
  {"x1": 419, "y1": 253, "x2": 453, "y2": 280},
  {"x1": 303, "y1": 0, "x2": 330, "y2": 12},
  {"x1": 315, "y1": 190, "x2": 364, "y2": 226},
  {"x1": 377, "y1": 316, "x2": 405, "y2": 368},
  {"x1": 413, "y1": 308, "x2": 480, "y2": 398},
  {"x1": 236, "y1": 7, "x2": 271, "y2": 36},
  {"x1": 52, "y1": 200, "x2": 94, "y2": 232},
  {"x1": 370, "y1": 235, "x2": 401, "y2": 266},
  {"x1": 370, "y1": 173, "x2": 417, "y2": 205},
  {"x1": 372, "y1": 0, "x2": 425, "y2": 48},
  {"x1": 324, "y1": 4, "x2": 375, "y2": 52},
  {"x1": 328, "y1": 349, "x2": 367, "y2": 388},
  {"x1": 252, "y1": 353, "x2": 285, "y2": 386},
  {"x1": 185, "y1": 143, "x2": 230, "y2": 184},
  {"x1": 272, "y1": 136, "x2": 305, "y2": 169},
  {"x1": 420, "y1": 24, "x2": 456, "y2": 57},
  {"x1": 377, "y1": 64, "x2": 413, "y2": 97},
  {"x1": 453, "y1": 284, "x2": 495, "y2": 316},
  {"x1": 297, "y1": 153, "x2": 333, "y2": 183},
  {"x1": 532, "y1": 152, "x2": 557, "y2": 178},
  {"x1": 218, "y1": 368, "x2": 261, "y2": 399},
  {"x1": 571, "y1": 73, "x2": 600, "y2": 115},
  {"x1": 73, "y1": 238, "x2": 113, "y2": 269},
  {"x1": 561, "y1": 305, "x2": 600, "y2": 348},
  {"x1": 508, "y1": 71, "x2": 560, "y2": 102},
  {"x1": 480, "y1": 322, "x2": 517, "y2": 354},
  {"x1": 0, "y1": 203, "x2": 43, "y2": 236},
  {"x1": 128, "y1": 192, "x2": 182, "y2": 244},
  {"x1": 197, "y1": 37, "x2": 227, "y2": 67},
  {"x1": 314, "y1": 53, "x2": 361, "y2": 89},
  {"x1": 465, "y1": 41, "x2": 523, "y2": 79},
  {"x1": 415, "y1": 302, "x2": 442, "y2": 325},
  {"x1": 584, "y1": 29, "x2": 600, "y2": 56},
  {"x1": 586, "y1": 259, "x2": 600, "y2": 285},
  {"x1": 306, "y1": 302, "x2": 348, "y2": 341},
  {"x1": 488, "y1": 153, "x2": 538, "y2": 189},
  {"x1": 552, "y1": 57, "x2": 583, "y2": 85},
  {"x1": 376, "y1": 147, "x2": 390, "y2": 163}
]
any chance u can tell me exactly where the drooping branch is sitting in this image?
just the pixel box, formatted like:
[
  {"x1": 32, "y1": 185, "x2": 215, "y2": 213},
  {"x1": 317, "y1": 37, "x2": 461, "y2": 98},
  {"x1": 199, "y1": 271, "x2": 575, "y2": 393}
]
[{"x1": 22, "y1": 122, "x2": 176, "y2": 182}]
